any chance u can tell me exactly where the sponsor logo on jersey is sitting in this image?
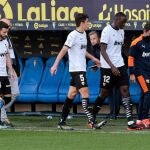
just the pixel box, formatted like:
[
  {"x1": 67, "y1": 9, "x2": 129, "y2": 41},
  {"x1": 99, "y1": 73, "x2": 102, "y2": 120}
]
[
  {"x1": 142, "y1": 51, "x2": 150, "y2": 57},
  {"x1": 114, "y1": 41, "x2": 123, "y2": 45},
  {"x1": 81, "y1": 45, "x2": 87, "y2": 49},
  {"x1": 0, "y1": 53, "x2": 7, "y2": 57}
]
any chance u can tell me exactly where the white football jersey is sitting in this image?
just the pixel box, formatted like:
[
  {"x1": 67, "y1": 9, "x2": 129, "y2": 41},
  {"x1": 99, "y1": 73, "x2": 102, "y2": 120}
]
[
  {"x1": 0, "y1": 40, "x2": 9, "y2": 76},
  {"x1": 64, "y1": 30, "x2": 87, "y2": 72},
  {"x1": 100, "y1": 25, "x2": 125, "y2": 68},
  {"x1": 3, "y1": 38, "x2": 15, "y2": 59}
]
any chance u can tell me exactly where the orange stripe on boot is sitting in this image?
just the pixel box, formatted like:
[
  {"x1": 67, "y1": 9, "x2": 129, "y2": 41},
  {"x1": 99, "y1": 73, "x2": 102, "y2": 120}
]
[{"x1": 137, "y1": 75, "x2": 149, "y2": 93}]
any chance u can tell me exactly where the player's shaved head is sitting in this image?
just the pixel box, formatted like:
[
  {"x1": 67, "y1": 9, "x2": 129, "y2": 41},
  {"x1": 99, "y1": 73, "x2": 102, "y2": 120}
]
[{"x1": 113, "y1": 12, "x2": 127, "y2": 29}]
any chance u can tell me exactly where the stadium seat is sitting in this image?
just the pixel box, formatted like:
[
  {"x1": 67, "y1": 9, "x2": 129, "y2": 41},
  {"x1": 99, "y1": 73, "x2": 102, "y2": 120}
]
[
  {"x1": 59, "y1": 62, "x2": 80, "y2": 103},
  {"x1": 37, "y1": 57, "x2": 64, "y2": 103},
  {"x1": 86, "y1": 60, "x2": 109, "y2": 104},
  {"x1": 129, "y1": 81, "x2": 142, "y2": 104},
  {"x1": 16, "y1": 57, "x2": 44, "y2": 103}
]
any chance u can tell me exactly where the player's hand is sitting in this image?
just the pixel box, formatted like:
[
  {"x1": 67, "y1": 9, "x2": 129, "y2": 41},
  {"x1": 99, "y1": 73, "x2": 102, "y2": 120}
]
[
  {"x1": 92, "y1": 67, "x2": 98, "y2": 72},
  {"x1": 130, "y1": 74, "x2": 136, "y2": 83},
  {"x1": 111, "y1": 65, "x2": 120, "y2": 76},
  {"x1": 50, "y1": 65, "x2": 57, "y2": 76},
  {"x1": 93, "y1": 58, "x2": 101, "y2": 68}
]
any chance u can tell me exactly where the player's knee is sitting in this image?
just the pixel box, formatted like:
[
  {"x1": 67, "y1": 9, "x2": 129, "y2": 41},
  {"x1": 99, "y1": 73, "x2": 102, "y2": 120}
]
[
  {"x1": 80, "y1": 90, "x2": 89, "y2": 98},
  {"x1": 120, "y1": 87, "x2": 130, "y2": 97},
  {"x1": 79, "y1": 87, "x2": 89, "y2": 98},
  {"x1": 68, "y1": 91, "x2": 77, "y2": 99},
  {"x1": 99, "y1": 89, "x2": 109, "y2": 99}
]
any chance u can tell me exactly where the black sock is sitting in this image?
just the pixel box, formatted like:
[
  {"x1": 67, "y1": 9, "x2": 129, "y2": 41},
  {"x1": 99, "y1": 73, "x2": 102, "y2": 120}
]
[
  {"x1": 92, "y1": 96, "x2": 105, "y2": 117},
  {"x1": 142, "y1": 92, "x2": 150, "y2": 119},
  {"x1": 3, "y1": 97, "x2": 11, "y2": 105},
  {"x1": 82, "y1": 98, "x2": 93, "y2": 123},
  {"x1": 122, "y1": 97, "x2": 133, "y2": 122},
  {"x1": 138, "y1": 95, "x2": 144, "y2": 120},
  {"x1": 60, "y1": 97, "x2": 73, "y2": 123}
]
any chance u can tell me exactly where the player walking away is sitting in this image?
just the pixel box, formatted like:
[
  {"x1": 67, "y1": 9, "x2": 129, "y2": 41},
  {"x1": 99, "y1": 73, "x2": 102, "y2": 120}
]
[
  {"x1": 51, "y1": 13, "x2": 106, "y2": 130},
  {"x1": 128, "y1": 22, "x2": 150, "y2": 129},
  {"x1": 0, "y1": 21, "x2": 16, "y2": 128},
  {"x1": 88, "y1": 31, "x2": 121, "y2": 119},
  {"x1": 91, "y1": 12, "x2": 142, "y2": 130},
  {"x1": 0, "y1": 18, "x2": 20, "y2": 109}
]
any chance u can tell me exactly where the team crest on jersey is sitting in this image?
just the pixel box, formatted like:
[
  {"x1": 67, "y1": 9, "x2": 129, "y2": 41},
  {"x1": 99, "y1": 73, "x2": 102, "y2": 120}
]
[{"x1": 81, "y1": 81, "x2": 85, "y2": 85}]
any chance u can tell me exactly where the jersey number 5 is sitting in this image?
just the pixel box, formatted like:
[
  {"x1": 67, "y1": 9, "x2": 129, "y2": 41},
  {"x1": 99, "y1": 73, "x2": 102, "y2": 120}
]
[{"x1": 80, "y1": 74, "x2": 85, "y2": 81}]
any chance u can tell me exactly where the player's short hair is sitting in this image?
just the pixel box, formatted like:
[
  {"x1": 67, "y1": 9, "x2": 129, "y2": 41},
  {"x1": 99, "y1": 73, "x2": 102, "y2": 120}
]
[
  {"x1": 0, "y1": 21, "x2": 9, "y2": 29},
  {"x1": 75, "y1": 13, "x2": 89, "y2": 27},
  {"x1": 115, "y1": 12, "x2": 127, "y2": 18},
  {"x1": 88, "y1": 31, "x2": 100, "y2": 38},
  {"x1": 144, "y1": 22, "x2": 150, "y2": 31}
]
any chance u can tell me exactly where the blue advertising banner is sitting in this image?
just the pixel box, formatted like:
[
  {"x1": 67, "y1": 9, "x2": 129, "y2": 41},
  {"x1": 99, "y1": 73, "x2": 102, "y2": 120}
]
[{"x1": 0, "y1": 0, "x2": 149, "y2": 30}]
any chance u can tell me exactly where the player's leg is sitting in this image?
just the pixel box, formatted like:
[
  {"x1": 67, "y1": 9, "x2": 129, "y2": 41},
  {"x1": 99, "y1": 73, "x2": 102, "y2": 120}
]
[
  {"x1": 118, "y1": 66, "x2": 141, "y2": 130},
  {"x1": 58, "y1": 86, "x2": 77, "y2": 125},
  {"x1": 92, "y1": 68, "x2": 112, "y2": 122},
  {"x1": 0, "y1": 77, "x2": 13, "y2": 128},
  {"x1": 79, "y1": 86, "x2": 107, "y2": 129},
  {"x1": 136, "y1": 95, "x2": 144, "y2": 126},
  {"x1": 142, "y1": 91, "x2": 150, "y2": 129},
  {"x1": 79, "y1": 87, "x2": 94, "y2": 124},
  {"x1": 0, "y1": 77, "x2": 9, "y2": 123},
  {"x1": 76, "y1": 72, "x2": 94, "y2": 125},
  {"x1": 136, "y1": 75, "x2": 150, "y2": 128},
  {"x1": 92, "y1": 88, "x2": 109, "y2": 121},
  {"x1": 5, "y1": 77, "x2": 20, "y2": 109},
  {"x1": 58, "y1": 72, "x2": 78, "y2": 130}
]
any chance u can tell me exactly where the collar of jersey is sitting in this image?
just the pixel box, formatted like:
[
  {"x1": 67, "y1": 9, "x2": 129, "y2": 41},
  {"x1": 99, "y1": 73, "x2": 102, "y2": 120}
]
[
  {"x1": 110, "y1": 24, "x2": 119, "y2": 30},
  {"x1": 76, "y1": 29, "x2": 84, "y2": 34}
]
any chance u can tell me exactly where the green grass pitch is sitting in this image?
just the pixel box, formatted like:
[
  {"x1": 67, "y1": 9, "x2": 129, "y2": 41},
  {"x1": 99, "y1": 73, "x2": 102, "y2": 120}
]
[{"x1": 0, "y1": 116, "x2": 149, "y2": 150}]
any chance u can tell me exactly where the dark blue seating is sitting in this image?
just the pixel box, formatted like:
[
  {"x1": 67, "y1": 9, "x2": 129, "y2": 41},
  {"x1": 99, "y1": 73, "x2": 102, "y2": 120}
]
[
  {"x1": 37, "y1": 57, "x2": 64, "y2": 103},
  {"x1": 18, "y1": 57, "x2": 24, "y2": 83},
  {"x1": 58, "y1": 62, "x2": 80, "y2": 103},
  {"x1": 18, "y1": 57, "x2": 24, "y2": 76},
  {"x1": 16, "y1": 57, "x2": 44, "y2": 103},
  {"x1": 129, "y1": 81, "x2": 142, "y2": 104}
]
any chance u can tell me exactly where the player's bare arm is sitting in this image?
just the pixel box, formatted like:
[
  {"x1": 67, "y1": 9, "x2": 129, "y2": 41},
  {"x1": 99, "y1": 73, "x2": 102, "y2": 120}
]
[
  {"x1": 50, "y1": 45, "x2": 69, "y2": 75},
  {"x1": 101, "y1": 43, "x2": 120, "y2": 76},
  {"x1": 6, "y1": 53, "x2": 16, "y2": 79}
]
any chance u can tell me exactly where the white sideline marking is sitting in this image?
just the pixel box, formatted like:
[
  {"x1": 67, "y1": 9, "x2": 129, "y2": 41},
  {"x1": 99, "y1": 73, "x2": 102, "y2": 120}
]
[{"x1": 1, "y1": 127, "x2": 150, "y2": 134}]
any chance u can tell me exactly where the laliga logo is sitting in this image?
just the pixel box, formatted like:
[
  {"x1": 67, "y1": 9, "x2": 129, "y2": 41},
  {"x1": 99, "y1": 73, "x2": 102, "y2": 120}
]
[
  {"x1": 0, "y1": 0, "x2": 13, "y2": 19},
  {"x1": 142, "y1": 22, "x2": 146, "y2": 28},
  {"x1": 34, "y1": 23, "x2": 39, "y2": 29}
]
